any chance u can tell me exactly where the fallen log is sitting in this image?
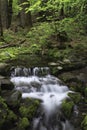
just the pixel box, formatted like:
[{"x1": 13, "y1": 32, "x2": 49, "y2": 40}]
[{"x1": 0, "y1": 39, "x2": 26, "y2": 49}]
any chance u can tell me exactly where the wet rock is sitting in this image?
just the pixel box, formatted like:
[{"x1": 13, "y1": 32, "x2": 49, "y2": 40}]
[
  {"x1": 0, "y1": 63, "x2": 10, "y2": 76},
  {"x1": 0, "y1": 96, "x2": 17, "y2": 129},
  {"x1": 19, "y1": 98, "x2": 40, "y2": 120},
  {"x1": 0, "y1": 78, "x2": 14, "y2": 90},
  {"x1": 30, "y1": 81, "x2": 41, "y2": 90},
  {"x1": 17, "y1": 117, "x2": 30, "y2": 130},
  {"x1": 3, "y1": 90, "x2": 22, "y2": 108},
  {"x1": 59, "y1": 72, "x2": 85, "y2": 94},
  {"x1": 84, "y1": 87, "x2": 87, "y2": 97}
]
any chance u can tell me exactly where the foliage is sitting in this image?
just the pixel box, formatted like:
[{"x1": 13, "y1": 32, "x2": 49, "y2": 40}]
[
  {"x1": 81, "y1": 115, "x2": 87, "y2": 130},
  {"x1": 62, "y1": 99, "x2": 74, "y2": 119},
  {"x1": 26, "y1": 22, "x2": 54, "y2": 49},
  {"x1": 18, "y1": 117, "x2": 30, "y2": 129},
  {"x1": 13, "y1": 0, "x2": 22, "y2": 15},
  {"x1": 68, "y1": 92, "x2": 81, "y2": 104},
  {"x1": 19, "y1": 98, "x2": 40, "y2": 120}
]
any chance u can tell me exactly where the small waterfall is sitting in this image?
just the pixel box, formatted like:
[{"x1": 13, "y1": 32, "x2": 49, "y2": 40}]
[{"x1": 11, "y1": 67, "x2": 74, "y2": 130}]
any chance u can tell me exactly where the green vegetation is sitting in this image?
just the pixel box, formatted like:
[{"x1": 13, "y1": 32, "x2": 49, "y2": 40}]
[
  {"x1": 0, "y1": 1, "x2": 87, "y2": 129},
  {"x1": 81, "y1": 115, "x2": 87, "y2": 130},
  {"x1": 19, "y1": 98, "x2": 40, "y2": 120},
  {"x1": 18, "y1": 117, "x2": 30, "y2": 130},
  {"x1": 68, "y1": 92, "x2": 81, "y2": 104},
  {"x1": 0, "y1": 96, "x2": 17, "y2": 128},
  {"x1": 61, "y1": 99, "x2": 74, "y2": 119}
]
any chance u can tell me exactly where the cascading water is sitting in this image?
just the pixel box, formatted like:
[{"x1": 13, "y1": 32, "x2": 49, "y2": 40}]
[{"x1": 11, "y1": 67, "x2": 74, "y2": 130}]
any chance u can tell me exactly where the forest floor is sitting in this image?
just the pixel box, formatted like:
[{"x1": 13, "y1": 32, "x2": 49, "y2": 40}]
[{"x1": 0, "y1": 28, "x2": 87, "y2": 130}]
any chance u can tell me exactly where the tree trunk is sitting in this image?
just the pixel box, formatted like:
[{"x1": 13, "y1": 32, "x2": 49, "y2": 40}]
[
  {"x1": 0, "y1": 0, "x2": 3, "y2": 37},
  {"x1": 19, "y1": 0, "x2": 32, "y2": 28},
  {"x1": 1, "y1": 0, "x2": 8, "y2": 28},
  {"x1": 7, "y1": 0, "x2": 13, "y2": 28}
]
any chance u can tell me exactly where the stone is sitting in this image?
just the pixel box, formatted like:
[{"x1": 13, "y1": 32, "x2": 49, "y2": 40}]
[
  {"x1": 0, "y1": 78, "x2": 14, "y2": 90},
  {"x1": 18, "y1": 117, "x2": 30, "y2": 129},
  {"x1": 0, "y1": 63, "x2": 10, "y2": 76},
  {"x1": 0, "y1": 96, "x2": 17, "y2": 129},
  {"x1": 19, "y1": 98, "x2": 40, "y2": 120},
  {"x1": 5, "y1": 90, "x2": 22, "y2": 108}
]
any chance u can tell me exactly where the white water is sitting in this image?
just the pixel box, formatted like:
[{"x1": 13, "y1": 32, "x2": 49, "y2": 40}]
[{"x1": 11, "y1": 67, "x2": 74, "y2": 130}]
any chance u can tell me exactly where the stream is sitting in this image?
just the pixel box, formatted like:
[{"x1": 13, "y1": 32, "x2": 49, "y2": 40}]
[{"x1": 11, "y1": 67, "x2": 75, "y2": 130}]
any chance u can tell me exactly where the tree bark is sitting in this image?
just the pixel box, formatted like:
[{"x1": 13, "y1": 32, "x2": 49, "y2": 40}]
[
  {"x1": 19, "y1": 0, "x2": 32, "y2": 28},
  {"x1": 1, "y1": 0, "x2": 8, "y2": 28},
  {"x1": 0, "y1": 0, "x2": 3, "y2": 37},
  {"x1": 7, "y1": 0, "x2": 13, "y2": 28}
]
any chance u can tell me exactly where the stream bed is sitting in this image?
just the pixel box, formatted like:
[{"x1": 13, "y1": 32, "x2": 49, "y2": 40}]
[{"x1": 11, "y1": 67, "x2": 75, "y2": 130}]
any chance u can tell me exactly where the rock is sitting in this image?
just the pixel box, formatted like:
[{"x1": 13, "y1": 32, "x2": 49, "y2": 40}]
[
  {"x1": 0, "y1": 78, "x2": 14, "y2": 90},
  {"x1": 0, "y1": 96, "x2": 17, "y2": 129},
  {"x1": 19, "y1": 98, "x2": 40, "y2": 120},
  {"x1": 84, "y1": 87, "x2": 87, "y2": 97},
  {"x1": 59, "y1": 72, "x2": 75, "y2": 82},
  {"x1": 0, "y1": 63, "x2": 10, "y2": 76},
  {"x1": 57, "y1": 66, "x2": 63, "y2": 70},
  {"x1": 61, "y1": 99, "x2": 74, "y2": 119},
  {"x1": 17, "y1": 117, "x2": 30, "y2": 130},
  {"x1": 4, "y1": 90, "x2": 22, "y2": 108},
  {"x1": 30, "y1": 81, "x2": 41, "y2": 90},
  {"x1": 49, "y1": 62, "x2": 59, "y2": 66},
  {"x1": 59, "y1": 72, "x2": 84, "y2": 93}
]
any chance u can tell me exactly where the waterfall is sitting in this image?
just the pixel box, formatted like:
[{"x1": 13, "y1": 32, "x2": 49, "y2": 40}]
[{"x1": 11, "y1": 67, "x2": 74, "y2": 130}]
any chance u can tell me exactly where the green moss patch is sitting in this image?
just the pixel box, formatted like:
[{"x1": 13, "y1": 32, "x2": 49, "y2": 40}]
[{"x1": 61, "y1": 99, "x2": 74, "y2": 119}]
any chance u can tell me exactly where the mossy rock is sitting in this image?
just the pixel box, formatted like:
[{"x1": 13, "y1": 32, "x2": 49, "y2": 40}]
[
  {"x1": 0, "y1": 96, "x2": 17, "y2": 129},
  {"x1": 0, "y1": 78, "x2": 14, "y2": 90},
  {"x1": 61, "y1": 99, "x2": 74, "y2": 119},
  {"x1": 81, "y1": 115, "x2": 87, "y2": 130},
  {"x1": 59, "y1": 72, "x2": 75, "y2": 83},
  {"x1": 84, "y1": 87, "x2": 87, "y2": 97},
  {"x1": 19, "y1": 98, "x2": 40, "y2": 120},
  {"x1": 5, "y1": 90, "x2": 22, "y2": 108},
  {"x1": 68, "y1": 92, "x2": 82, "y2": 104},
  {"x1": 7, "y1": 110, "x2": 17, "y2": 121},
  {"x1": 0, "y1": 96, "x2": 8, "y2": 127},
  {"x1": 0, "y1": 63, "x2": 10, "y2": 76},
  {"x1": 18, "y1": 117, "x2": 30, "y2": 130}
]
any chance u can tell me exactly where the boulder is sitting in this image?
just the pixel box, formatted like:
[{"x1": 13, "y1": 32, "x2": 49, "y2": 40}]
[
  {"x1": 0, "y1": 63, "x2": 10, "y2": 76},
  {"x1": 2, "y1": 90, "x2": 22, "y2": 108},
  {"x1": 0, "y1": 96, "x2": 17, "y2": 129},
  {"x1": 19, "y1": 98, "x2": 40, "y2": 120},
  {"x1": 0, "y1": 78, "x2": 14, "y2": 90},
  {"x1": 17, "y1": 117, "x2": 30, "y2": 130}
]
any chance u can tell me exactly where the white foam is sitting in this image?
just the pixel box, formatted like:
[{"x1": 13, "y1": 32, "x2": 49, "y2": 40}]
[{"x1": 11, "y1": 74, "x2": 69, "y2": 115}]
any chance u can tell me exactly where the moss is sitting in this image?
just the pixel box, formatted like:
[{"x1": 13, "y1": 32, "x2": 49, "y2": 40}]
[
  {"x1": 18, "y1": 117, "x2": 30, "y2": 130},
  {"x1": 0, "y1": 96, "x2": 17, "y2": 129},
  {"x1": 61, "y1": 99, "x2": 74, "y2": 119},
  {"x1": 7, "y1": 110, "x2": 17, "y2": 121},
  {"x1": 81, "y1": 115, "x2": 87, "y2": 130},
  {"x1": 84, "y1": 87, "x2": 87, "y2": 97},
  {"x1": 68, "y1": 92, "x2": 81, "y2": 104},
  {"x1": 19, "y1": 98, "x2": 40, "y2": 120},
  {"x1": 0, "y1": 96, "x2": 8, "y2": 127}
]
